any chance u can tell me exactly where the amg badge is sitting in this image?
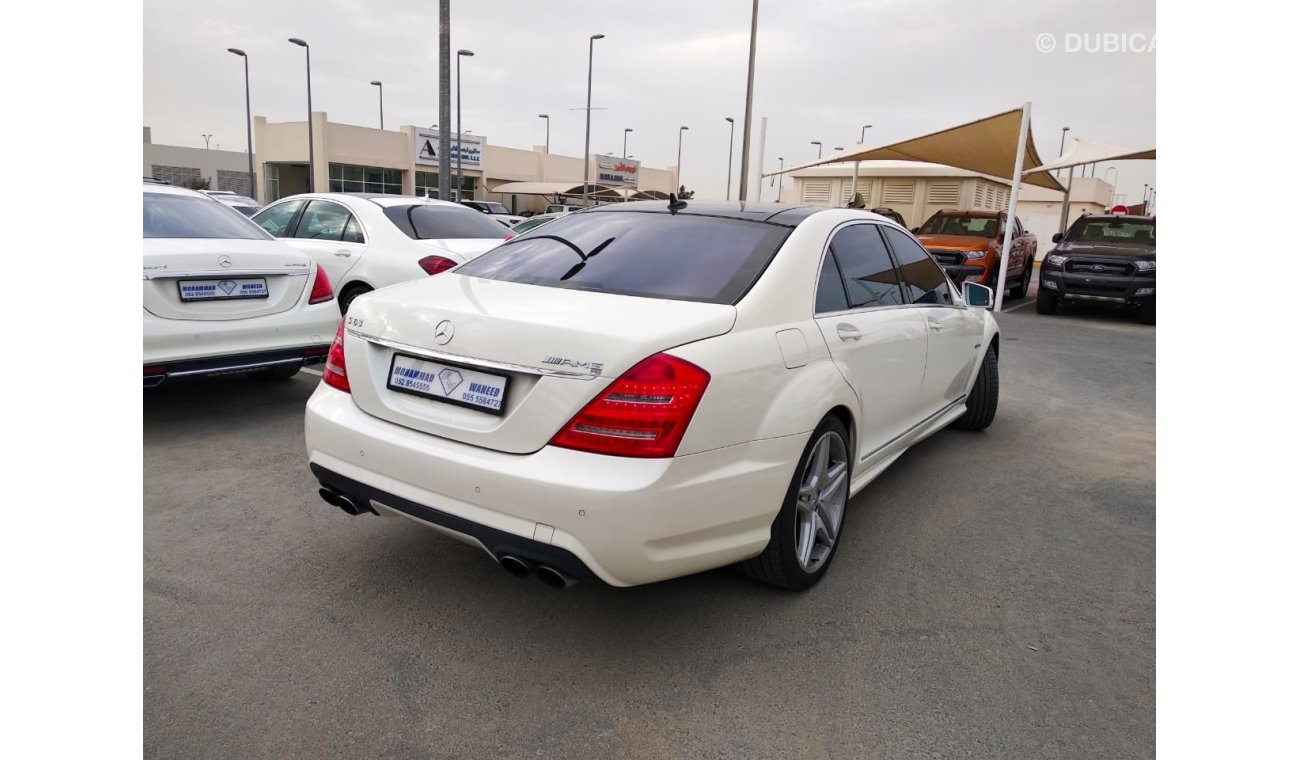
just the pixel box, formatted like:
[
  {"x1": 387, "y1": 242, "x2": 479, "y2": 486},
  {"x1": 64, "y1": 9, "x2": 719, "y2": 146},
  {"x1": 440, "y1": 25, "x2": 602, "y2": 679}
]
[{"x1": 542, "y1": 356, "x2": 603, "y2": 376}]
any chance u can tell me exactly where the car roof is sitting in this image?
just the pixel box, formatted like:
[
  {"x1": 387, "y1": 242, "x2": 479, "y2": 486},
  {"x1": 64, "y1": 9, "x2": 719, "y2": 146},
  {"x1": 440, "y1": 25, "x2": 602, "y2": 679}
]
[
  {"x1": 143, "y1": 182, "x2": 208, "y2": 198},
  {"x1": 1078, "y1": 215, "x2": 1155, "y2": 223},
  {"x1": 282, "y1": 192, "x2": 463, "y2": 210},
  {"x1": 583, "y1": 201, "x2": 825, "y2": 228}
]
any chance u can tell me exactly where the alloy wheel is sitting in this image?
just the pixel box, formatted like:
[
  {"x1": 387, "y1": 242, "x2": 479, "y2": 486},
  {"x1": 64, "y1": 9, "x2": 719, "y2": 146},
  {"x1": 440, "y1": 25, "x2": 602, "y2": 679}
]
[{"x1": 794, "y1": 431, "x2": 849, "y2": 573}]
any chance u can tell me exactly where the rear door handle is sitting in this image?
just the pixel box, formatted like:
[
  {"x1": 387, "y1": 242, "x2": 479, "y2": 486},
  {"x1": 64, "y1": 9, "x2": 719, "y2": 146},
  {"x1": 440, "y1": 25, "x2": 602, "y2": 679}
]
[
  {"x1": 333, "y1": 249, "x2": 352, "y2": 257},
  {"x1": 927, "y1": 320, "x2": 943, "y2": 331},
  {"x1": 836, "y1": 324, "x2": 862, "y2": 341}
]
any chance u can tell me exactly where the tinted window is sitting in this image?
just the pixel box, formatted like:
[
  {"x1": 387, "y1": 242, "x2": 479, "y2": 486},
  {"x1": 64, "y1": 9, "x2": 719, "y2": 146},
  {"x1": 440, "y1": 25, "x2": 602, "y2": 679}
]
[
  {"x1": 918, "y1": 214, "x2": 1000, "y2": 238},
  {"x1": 814, "y1": 253, "x2": 849, "y2": 313},
  {"x1": 383, "y1": 205, "x2": 509, "y2": 240},
  {"x1": 252, "y1": 199, "x2": 305, "y2": 237},
  {"x1": 1065, "y1": 217, "x2": 1156, "y2": 245},
  {"x1": 143, "y1": 193, "x2": 271, "y2": 240},
  {"x1": 294, "y1": 200, "x2": 352, "y2": 241},
  {"x1": 882, "y1": 226, "x2": 953, "y2": 305},
  {"x1": 828, "y1": 225, "x2": 905, "y2": 308},
  {"x1": 456, "y1": 212, "x2": 790, "y2": 305},
  {"x1": 510, "y1": 217, "x2": 556, "y2": 236}
]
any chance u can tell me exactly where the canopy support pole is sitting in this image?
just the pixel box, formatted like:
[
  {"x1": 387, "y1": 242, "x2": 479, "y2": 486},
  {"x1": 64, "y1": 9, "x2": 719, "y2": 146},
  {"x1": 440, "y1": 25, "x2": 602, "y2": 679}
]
[
  {"x1": 849, "y1": 161, "x2": 860, "y2": 207},
  {"x1": 1057, "y1": 165, "x2": 1075, "y2": 234},
  {"x1": 994, "y1": 102, "x2": 1031, "y2": 313}
]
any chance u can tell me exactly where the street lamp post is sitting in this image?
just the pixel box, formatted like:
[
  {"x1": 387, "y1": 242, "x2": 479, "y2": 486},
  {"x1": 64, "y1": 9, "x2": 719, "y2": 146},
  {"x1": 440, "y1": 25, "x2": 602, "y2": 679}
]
[
  {"x1": 860, "y1": 124, "x2": 872, "y2": 143},
  {"x1": 583, "y1": 33, "x2": 605, "y2": 207},
  {"x1": 724, "y1": 117, "x2": 735, "y2": 200},
  {"x1": 456, "y1": 49, "x2": 474, "y2": 198},
  {"x1": 202, "y1": 134, "x2": 213, "y2": 149},
  {"x1": 1058, "y1": 126, "x2": 1070, "y2": 178},
  {"x1": 370, "y1": 80, "x2": 384, "y2": 129},
  {"x1": 623, "y1": 128, "x2": 632, "y2": 159},
  {"x1": 811, "y1": 141, "x2": 822, "y2": 159},
  {"x1": 227, "y1": 48, "x2": 256, "y2": 198},
  {"x1": 775, "y1": 156, "x2": 784, "y2": 197},
  {"x1": 677, "y1": 126, "x2": 689, "y2": 192},
  {"x1": 539, "y1": 114, "x2": 550, "y2": 154},
  {"x1": 288, "y1": 38, "x2": 314, "y2": 192}
]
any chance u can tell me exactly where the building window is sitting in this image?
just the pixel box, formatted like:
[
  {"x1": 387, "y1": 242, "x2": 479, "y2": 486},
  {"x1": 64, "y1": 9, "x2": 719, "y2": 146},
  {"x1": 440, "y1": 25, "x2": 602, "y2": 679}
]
[
  {"x1": 217, "y1": 169, "x2": 254, "y2": 197},
  {"x1": 328, "y1": 163, "x2": 403, "y2": 194},
  {"x1": 151, "y1": 165, "x2": 202, "y2": 188},
  {"x1": 264, "y1": 164, "x2": 280, "y2": 202},
  {"x1": 415, "y1": 171, "x2": 476, "y2": 201}
]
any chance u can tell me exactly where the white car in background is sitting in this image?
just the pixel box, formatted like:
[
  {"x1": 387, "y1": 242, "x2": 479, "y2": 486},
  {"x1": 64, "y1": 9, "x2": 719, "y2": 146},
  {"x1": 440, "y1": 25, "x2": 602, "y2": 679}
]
[
  {"x1": 251, "y1": 193, "x2": 508, "y2": 313},
  {"x1": 305, "y1": 202, "x2": 1001, "y2": 590},
  {"x1": 143, "y1": 183, "x2": 339, "y2": 386},
  {"x1": 200, "y1": 189, "x2": 262, "y2": 216},
  {"x1": 460, "y1": 199, "x2": 526, "y2": 227},
  {"x1": 503, "y1": 211, "x2": 572, "y2": 240}
]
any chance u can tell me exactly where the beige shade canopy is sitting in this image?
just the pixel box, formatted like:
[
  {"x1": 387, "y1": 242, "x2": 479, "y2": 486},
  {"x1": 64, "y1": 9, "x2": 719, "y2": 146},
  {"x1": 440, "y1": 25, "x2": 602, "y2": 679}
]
[
  {"x1": 766, "y1": 108, "x2": 1065, "y2": 191},
  {"x1": 1022, "y1": 138, "x2": 1155, "y2": 175}
]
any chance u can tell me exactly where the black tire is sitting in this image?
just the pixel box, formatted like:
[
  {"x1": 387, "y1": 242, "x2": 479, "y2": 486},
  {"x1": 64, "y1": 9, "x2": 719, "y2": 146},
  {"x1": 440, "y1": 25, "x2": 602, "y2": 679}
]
[
  {"x1": 338, "y1": 284, "x2": 372, "y2": 315},
  {"x1": 1035, "y1": 286, "x2": 1058, "y2": 315},
  {"x1": 250, "y1": 364, "x2": 301, "y2": 381},
  {"x1": 738, "y1": 416, "x2": 852, "y2": 591},
  {"x1": 951, "y1": 348, "x2": 999, "y2": 431},
  {"x1": 1009, "y1": 264, "x2": 1031, "y2": 299},
  {"x1": 1137, "y1": 301, "x2": 1156, "y2": 325}
]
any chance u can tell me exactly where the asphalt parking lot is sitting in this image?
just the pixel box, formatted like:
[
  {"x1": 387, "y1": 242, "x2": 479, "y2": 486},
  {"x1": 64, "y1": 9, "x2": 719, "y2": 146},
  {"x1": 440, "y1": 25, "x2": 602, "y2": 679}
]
[{"x1": 144, "y1": 296, "x2": 1155, "y2": 759}]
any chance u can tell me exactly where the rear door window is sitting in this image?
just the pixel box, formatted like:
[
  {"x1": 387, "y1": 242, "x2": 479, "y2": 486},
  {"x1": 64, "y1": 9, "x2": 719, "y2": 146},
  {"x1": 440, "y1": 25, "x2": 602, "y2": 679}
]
[
  {"x1": 826, "y1": 224, "x2": 905, "y2": 309},
  {"x1": 881, "y1": 226, "x2": 953, "y2": 305},
  {"x1": 456, "y1": 211, "x2": 791, "y2": 305},
  {"x1": 294, "y1": 200, "x2": 352, "y2": 241}
]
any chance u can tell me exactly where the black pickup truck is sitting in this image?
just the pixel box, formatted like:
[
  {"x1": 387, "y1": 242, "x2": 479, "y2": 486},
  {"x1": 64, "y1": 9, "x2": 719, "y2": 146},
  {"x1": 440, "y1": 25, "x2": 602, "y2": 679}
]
[{"x1": 1036, "y1": 214, "x2": 1156, "y2": 324}]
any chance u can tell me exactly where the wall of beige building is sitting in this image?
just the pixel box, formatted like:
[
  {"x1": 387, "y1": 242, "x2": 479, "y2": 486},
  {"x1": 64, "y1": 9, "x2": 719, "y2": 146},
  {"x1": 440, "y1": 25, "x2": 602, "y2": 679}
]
[{"x1": 253, "y1": 113, "x2": 675, "y2": 213}]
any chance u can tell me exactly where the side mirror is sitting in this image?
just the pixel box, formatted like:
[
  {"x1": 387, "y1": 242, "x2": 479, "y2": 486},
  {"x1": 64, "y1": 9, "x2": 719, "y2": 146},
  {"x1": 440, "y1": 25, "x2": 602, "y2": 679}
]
[
  {"x1": 1051, "y1": 232, "x2": 1063, "y2": 243},
  {"x1": 911, "y1": 227, "x2": 921, "y2": 234},
  {"x1": 963, "y1": 281, "x2": 993, "y2": 309}
]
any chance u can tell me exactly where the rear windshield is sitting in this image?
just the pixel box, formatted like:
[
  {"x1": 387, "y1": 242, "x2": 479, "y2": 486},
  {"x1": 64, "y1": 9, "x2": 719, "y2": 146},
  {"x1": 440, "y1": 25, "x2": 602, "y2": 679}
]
[
  {"x1": 143, "y1": 193, "x2": 271, "y2": 239},
  {"x1": 383, "y1": 204, "x2": 509, "y2": 240},
  {"x1": 215, "y1": 195, "x2": 259, "y2": 206},
  {"x1": 1066, "y1": 218, "x2": 1156, "y2": 245},
  {"x1": 455, "y1": 211, "x2": 791, "y2": 304},
  {"x1": 918, "y1": 214, "x2": 1000, "y2": 238}
]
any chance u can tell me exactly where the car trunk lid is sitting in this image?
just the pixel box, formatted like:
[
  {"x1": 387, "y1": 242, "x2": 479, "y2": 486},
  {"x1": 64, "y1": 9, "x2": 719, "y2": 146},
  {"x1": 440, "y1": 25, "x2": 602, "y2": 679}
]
[
  {"x1": 342, "y1": 274, "x2": 736, "y2": 454},
  {"x1": 143, "y1": 238, "x2": 313, "y2": 321}
]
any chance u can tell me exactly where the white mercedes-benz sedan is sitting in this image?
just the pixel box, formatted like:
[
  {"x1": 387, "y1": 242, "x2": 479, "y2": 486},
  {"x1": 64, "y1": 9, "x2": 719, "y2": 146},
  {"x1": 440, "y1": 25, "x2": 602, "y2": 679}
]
[
  {"x1": 305, "y1": 201, "x2": 1001, "y2": 590},
  {"x1": 250, "y1": 193, "x2": 508, "y2": 313},
  {"x1": 144, "y1": 183, "x2": 340, "y2": 386}
]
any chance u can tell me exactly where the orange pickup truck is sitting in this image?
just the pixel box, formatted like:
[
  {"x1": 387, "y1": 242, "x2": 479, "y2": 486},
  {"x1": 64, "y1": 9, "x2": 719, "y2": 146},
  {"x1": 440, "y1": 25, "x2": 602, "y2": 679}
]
[{"x1": 913, "y1": 210, "x2": 1038, "y2": 298}]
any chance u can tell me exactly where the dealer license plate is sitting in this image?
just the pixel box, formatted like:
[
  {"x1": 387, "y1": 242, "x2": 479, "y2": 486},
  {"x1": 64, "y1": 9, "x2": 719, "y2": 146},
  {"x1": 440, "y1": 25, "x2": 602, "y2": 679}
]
[
  {"x1": 387, "y1": 353, "x2": 509, "y2": 415},
  {"x1": 178, "y1": 278, "x2": 269, "y2": 301}
]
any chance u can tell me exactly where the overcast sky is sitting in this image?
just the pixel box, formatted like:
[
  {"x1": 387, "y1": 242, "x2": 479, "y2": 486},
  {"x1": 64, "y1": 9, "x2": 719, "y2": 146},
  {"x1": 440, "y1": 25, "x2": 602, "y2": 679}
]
[{"x1": 144, "y1": 0, "x2": 1155, "y2": 204}]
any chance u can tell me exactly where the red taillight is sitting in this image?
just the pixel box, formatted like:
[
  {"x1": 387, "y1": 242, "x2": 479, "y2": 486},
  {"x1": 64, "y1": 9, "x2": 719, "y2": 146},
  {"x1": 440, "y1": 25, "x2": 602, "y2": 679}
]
[
  {"x1": 308, "y1": 265, "x2": 334, "y2": 304},
  {"x1": 550, "y1": 354, "x2": 710, "y2": 458},
  {"x1": 418, "y1": 255, "x2": 459, "y2": 275},
  {"x1": 322, "y1": 321, "x2": 350, "y2": 393},
  {"x1": 504, "y1": 233, "x2": 515, "y2": 241}
]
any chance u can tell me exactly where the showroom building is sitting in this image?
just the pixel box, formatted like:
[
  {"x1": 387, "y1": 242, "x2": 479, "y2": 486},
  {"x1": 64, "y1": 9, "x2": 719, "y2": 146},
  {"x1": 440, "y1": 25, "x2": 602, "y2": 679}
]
[{"x1": 251, "y1": 112, "x2": 676, "y2": 214}]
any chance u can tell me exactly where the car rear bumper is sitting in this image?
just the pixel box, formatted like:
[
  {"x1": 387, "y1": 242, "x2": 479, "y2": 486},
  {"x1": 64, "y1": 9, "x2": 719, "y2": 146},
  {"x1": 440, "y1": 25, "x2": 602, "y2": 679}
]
[
  {"x1": 144, "y1": 345, "x2": 330, "y2": 386},
  {"x1": 304, "y1": 384, "x2": 806, "y2": 586},
  {"x1": 143, "y1": 302, "x2": 339, "y2": 383},
  {"x1": 1039, "y1": 270, "x2": 1155, "y2": 304}
]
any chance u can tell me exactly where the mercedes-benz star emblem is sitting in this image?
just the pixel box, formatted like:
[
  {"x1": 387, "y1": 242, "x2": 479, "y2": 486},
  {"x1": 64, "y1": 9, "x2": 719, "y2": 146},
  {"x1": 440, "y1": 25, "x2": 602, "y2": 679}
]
[
  {"x1": 433, "y1": 320, "x2": 455, "y2": 345},
  {"x1": 218, "y1": 255, "x2": 233, "y2": 268}
]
